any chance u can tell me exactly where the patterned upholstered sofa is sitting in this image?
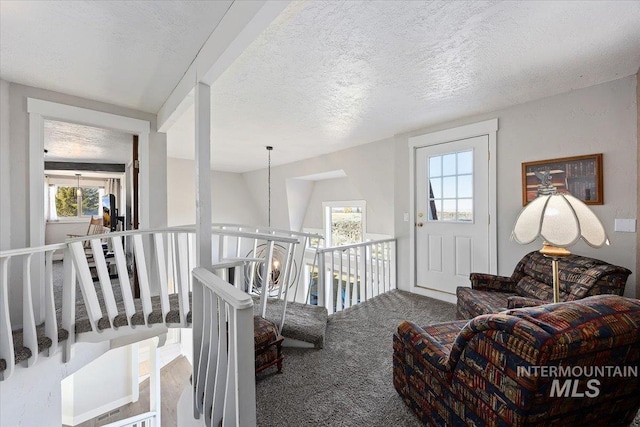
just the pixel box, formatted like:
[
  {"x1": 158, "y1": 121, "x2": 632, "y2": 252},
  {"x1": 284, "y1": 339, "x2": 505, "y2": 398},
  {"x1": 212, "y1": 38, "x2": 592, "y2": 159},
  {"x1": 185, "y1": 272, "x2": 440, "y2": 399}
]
[
  {"x1": 456, "y1": 250, "x2": 631, "y2": 319},
  {"x1": 393, "y1": 295, "x2": 640, "y2": 426}
]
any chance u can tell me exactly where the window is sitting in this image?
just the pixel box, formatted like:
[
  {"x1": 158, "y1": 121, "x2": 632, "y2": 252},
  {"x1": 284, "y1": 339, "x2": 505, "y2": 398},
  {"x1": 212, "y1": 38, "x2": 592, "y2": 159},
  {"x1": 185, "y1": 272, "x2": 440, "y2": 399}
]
[
  {"x1": 323, "y1": 201, "x2": 366, "y2": 247},
  {"x1": 52, "y1": 185, "x2": 104, "y2": 218},
  {"x1": 428, "y1": 150, "x2": 473, "y2": 222}
]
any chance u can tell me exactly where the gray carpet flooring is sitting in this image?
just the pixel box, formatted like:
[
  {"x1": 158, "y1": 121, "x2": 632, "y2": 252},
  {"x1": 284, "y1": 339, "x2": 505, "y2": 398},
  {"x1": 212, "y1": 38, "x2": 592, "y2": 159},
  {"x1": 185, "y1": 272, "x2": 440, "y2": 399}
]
[
  {"x1": 253, "y1": 296, "x2": 328, "y2": 348},
  {"x1": 255, "y1": 289, "x2": 456, "y2": 427}
]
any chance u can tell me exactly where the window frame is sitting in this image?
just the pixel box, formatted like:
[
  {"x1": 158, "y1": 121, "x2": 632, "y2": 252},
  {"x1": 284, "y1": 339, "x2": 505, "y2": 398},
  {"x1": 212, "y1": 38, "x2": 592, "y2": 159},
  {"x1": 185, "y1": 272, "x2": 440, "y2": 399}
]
[{"x1": 322, "y1": 200, "x2": 367, "y2": 247}]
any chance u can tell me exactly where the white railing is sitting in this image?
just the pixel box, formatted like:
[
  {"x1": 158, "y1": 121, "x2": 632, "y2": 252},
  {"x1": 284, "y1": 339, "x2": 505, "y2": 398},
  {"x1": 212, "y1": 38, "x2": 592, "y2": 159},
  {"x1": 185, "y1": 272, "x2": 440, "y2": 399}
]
[
  {"x1": 192, "y1": 267, "x2": 256, "y2": 427},
  {"x1": 0, "y1": 243, "x2": 69, "y2": 380},
  {"x1": 316, "y1": 238, "x2": 396, "y2": 313},
  {"x1": 102, "y1": 411, "x2": 157, "y2": 427},
  {"x1": 211, "y1": 223, "x2": 323, "y2": 329},
  {"x1": 67, "y1": 226, "x2": 298, "y2": 338},
  {"x1": 1, "y1": 224, "x2": 299, "y2": 383}
]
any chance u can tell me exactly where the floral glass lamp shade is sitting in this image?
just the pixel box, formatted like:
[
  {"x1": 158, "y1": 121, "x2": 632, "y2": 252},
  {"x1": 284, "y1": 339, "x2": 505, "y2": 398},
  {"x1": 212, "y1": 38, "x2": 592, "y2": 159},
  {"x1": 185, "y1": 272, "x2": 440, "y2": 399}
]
[{"x1": 511, "y1": 193, "x2": 609, "y2": 302}]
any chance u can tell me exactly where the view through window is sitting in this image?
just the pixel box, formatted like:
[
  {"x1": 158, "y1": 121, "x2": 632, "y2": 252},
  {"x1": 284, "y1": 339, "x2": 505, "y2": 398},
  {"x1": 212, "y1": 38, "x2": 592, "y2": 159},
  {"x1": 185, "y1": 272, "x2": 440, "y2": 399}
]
[
  {"x1": 54, "y1": 186, "x2": 104, "y2": 218},
  {"x1": 324, "y1": 202, "x2": 366, "y2": 247}
]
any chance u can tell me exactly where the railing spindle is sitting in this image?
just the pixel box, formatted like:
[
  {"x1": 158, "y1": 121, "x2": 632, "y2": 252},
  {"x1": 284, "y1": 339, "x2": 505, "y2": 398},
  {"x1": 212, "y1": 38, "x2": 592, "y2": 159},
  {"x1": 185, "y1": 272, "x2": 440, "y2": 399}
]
[
  {"x1": 90, "y1": 238, "x2": 117, "y2": 328},
  {"x1": 112, "y1": 236, "x2": 135, "y2": 326},
  {"x1": 44, "y1": 251, "x2": 58, "y2": 355},
  {"x1": 22, "y1": 254, "x2": 38, "y2": 366},
  {"x1": 0, "y1": 257, "x2": 14, "y2": 379},
  {"x1": 153, "y1": 233, "x2": 170, "y2": 323},
  {"x1": 132, "y1": 234, "x2": 153, "y2": 325},
  {"x1": 176, "y1": 233, "x2": 190, "y2": 326}
]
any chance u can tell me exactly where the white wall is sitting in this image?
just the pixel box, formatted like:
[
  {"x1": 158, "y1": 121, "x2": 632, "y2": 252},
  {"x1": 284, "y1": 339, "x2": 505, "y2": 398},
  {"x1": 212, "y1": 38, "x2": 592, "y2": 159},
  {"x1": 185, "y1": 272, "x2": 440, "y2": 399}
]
[
  {"x1": 61, "y1": 345, "x2": 138, "y2": 426},
  {"x1": 167, "y1": 157, "x2": 260, "y2": 226},
  {"x1": 0, "y1": 79, "x2": 10, "y2": 251},
  {"x1": 45, "y1": 221, "x2": 89, "y2": 245},
  {"x1": 0, "y1": 342, "x2": 110, "y2": 427},
  {"x1": 242, "y1": 137, "x2": 395, "y2": 236},
  {"x1": 636, "y1": 71, "x2": 639, "y2": 298},
  {"x1": 394, "y1": 75, "x2": 638, "y2": 297}
]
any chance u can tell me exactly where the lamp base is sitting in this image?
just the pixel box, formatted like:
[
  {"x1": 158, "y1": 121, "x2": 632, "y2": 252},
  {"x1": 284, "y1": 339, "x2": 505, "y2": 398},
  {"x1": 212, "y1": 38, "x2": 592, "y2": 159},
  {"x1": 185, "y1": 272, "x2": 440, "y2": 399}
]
[{"x1": 539, "y1": 243, "x2": 571, "y2": 304}]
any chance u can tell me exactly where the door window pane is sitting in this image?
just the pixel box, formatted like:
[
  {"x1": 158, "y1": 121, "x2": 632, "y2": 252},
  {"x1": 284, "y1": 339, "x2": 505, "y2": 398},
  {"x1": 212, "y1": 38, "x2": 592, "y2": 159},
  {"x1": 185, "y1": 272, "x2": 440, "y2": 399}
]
[
  {"x1": 458, "y1": 199, "x2": 473, "y2": 221},
  {"x1": 442, "y1": 154, "x2": 456, "y2": 175},
  {"x1": 442, "y1": 177, "x2": 456, "y2": 198},
  {"x1": 428, "y1": 199, "x2": 441, "y2": 221},
  {"x1": 429, "y1": 156, "x2": 441, "y2": 177},
  {"x1": 457, "y1": 175, "x2": 473, "y2": 198},
  {"x1": 427, "y1": 150, "x2": 474, "y2": 222},
  {"x1": 429, "y1": 177, "x2": 442, "y2": 199},
  {"x1": 442, "y1": 200, "x2": 456, "y2": 221},
  {"x1": 458, "y1": 151, "x2": 473, "y2": 174}
]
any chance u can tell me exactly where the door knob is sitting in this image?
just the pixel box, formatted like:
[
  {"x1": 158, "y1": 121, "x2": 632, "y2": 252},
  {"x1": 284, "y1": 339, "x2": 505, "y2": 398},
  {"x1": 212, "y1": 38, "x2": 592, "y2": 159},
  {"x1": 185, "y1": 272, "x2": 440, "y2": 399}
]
[{"x1": 416, "y1": 222, "x2": 424, "y2": 227}]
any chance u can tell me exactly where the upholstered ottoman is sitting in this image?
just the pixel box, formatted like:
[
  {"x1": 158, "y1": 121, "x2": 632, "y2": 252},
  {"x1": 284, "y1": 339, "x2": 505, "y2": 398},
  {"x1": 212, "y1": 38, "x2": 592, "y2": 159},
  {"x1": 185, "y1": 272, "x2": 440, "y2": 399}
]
[{"x1": 254, "y1": 315, "x2": 283, "y2": 374}]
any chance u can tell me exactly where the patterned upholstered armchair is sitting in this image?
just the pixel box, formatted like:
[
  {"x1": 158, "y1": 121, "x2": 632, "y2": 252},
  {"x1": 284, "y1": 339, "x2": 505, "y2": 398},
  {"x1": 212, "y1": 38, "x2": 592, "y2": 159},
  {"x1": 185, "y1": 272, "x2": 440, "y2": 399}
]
[
  {"x1": 393, "y1": 295, "x2": 640, "y2": 426},
  {"x1": 456, "y1": 251, "x2": 631, "y2": 319}
]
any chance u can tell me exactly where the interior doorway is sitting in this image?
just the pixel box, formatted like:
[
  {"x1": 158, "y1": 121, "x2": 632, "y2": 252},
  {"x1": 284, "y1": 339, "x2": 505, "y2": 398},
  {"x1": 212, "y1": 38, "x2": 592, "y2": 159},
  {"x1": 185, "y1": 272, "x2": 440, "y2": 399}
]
[
  {"x1": 43, "y1": 119, "x2": 134, "y2": 250},
  {"x1": 27, "y1": 98, "x2": 151, "y2": 321}
]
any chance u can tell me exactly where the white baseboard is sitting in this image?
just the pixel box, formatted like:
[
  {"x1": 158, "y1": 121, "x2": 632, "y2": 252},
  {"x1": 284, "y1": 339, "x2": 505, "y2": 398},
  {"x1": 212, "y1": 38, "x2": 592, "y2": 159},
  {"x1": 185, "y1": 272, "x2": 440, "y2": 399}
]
[
  {"x1": 63, "y1": 394, "x2": 135, "y2": 426},
  {"x1": 410, "y1": 286, "x2": 457, "y2": 304}
]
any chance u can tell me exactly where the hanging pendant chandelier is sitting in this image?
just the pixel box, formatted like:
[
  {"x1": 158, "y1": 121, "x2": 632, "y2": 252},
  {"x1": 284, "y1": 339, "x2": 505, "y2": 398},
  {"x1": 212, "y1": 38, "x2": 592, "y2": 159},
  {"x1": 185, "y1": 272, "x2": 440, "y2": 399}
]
[{"x1": 244, "y1": 146, "x2": 298, "y2": 296}]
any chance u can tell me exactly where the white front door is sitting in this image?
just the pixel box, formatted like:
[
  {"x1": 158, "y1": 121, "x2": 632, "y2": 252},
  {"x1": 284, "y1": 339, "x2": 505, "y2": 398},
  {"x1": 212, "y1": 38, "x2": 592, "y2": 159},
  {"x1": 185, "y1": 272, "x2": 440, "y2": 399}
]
[{"x1": 414, "y1": 135, "x2": 490, "y2": 297}]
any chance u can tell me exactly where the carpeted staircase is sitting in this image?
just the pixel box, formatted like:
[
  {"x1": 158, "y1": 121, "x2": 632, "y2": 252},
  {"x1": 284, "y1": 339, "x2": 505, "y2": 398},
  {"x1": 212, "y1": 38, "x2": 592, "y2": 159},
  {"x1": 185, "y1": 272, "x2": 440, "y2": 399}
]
[{"x1": 0, "y1": 262, "x2": 329, "y2": 376}]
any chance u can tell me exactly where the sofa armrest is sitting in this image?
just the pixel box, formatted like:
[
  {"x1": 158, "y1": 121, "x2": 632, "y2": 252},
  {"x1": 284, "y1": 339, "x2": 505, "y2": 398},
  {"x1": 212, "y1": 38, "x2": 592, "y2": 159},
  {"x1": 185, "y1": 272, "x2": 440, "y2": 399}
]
[
  {"x1": 396, "y1": 321, "x2": 452, "y2": 372},
  {"x1": 507, "y1": 296, "x2": 549, "y2": 309},
  {"x1": 470, "y1": 273, "x2": 517, "y2": 292}
]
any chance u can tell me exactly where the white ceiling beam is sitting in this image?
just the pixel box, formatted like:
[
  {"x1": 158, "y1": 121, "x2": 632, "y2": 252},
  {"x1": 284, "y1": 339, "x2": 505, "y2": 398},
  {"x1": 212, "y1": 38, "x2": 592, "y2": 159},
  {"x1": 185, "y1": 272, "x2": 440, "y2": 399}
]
[{"x1": 157, "y1": 0, "x2": 290, "y2": 133}]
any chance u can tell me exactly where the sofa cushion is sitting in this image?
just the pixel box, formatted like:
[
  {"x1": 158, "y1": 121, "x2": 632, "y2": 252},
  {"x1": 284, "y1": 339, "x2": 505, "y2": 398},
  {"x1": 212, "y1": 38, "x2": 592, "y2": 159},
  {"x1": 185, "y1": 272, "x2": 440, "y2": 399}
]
[
  {"x1": 515, "y1": 276, "x2": 556, "y2": 301},
  {"x1": 456, "y1": 287, "x2": 514, "y2": 319}
]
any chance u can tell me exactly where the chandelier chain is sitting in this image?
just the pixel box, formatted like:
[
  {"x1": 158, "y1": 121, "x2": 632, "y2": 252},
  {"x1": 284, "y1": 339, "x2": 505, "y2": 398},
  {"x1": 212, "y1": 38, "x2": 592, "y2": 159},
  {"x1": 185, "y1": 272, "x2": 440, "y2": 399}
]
[{"x1": 267, "y1": 146, "x2": 273, "y2": 227}]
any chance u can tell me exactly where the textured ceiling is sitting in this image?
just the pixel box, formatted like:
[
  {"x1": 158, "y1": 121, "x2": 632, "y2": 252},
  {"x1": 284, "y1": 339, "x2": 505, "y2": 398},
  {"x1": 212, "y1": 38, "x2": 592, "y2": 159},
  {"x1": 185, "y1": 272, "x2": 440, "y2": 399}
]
[
  {"x1": 2, "y1": 1, "x2": 638, "y2": 172},
  {"x1": 168, "y1": 0, "x2": 640, "y2": 172},
  {"x1": 44, "y1": 120, "x2": 133, "y2": 164},
  {"x1": 0, "y1": 0, "x2": 232, "y2": 112}
]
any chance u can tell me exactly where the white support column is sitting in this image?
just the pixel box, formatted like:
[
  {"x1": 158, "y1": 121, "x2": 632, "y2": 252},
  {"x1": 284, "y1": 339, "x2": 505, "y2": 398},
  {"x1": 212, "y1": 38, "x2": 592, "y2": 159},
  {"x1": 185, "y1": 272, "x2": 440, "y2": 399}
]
[
  {"x1": 193, "y1": 82, "x2": 211, "y2": 420},
  {"x1": 149, "y1": 338, "x2": 161, "y2": 427},
  {"x1": 195, "y1": 82, "x2": 212, "y2": 270}
]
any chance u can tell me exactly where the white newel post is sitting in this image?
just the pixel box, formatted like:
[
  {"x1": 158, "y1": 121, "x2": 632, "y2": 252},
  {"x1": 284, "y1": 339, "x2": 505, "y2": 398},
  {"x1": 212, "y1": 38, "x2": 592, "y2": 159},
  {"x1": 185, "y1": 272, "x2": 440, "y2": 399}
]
[{"x1": 193, "y1": 81, "x2": 212, "y2": 420}]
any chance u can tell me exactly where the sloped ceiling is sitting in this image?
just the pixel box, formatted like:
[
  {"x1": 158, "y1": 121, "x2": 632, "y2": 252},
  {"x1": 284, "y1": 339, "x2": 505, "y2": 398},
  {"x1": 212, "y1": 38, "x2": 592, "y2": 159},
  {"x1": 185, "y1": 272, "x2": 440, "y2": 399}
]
[{"x1": 0, "y1": 0, "x2": 233, "y2": 112}]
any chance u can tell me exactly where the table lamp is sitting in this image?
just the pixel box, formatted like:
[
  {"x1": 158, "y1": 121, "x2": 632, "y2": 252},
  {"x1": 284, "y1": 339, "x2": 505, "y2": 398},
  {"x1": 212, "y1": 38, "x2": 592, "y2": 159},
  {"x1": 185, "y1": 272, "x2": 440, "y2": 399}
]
[{"x1": 511, "y1": 192, "x2": 609, "y2": 302}]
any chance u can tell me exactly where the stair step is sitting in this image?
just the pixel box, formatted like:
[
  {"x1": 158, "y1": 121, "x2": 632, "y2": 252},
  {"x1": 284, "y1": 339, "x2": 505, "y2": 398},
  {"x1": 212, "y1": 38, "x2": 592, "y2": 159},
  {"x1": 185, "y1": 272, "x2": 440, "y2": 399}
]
[
  {"x1": 74, "y1": 292, "x2": 193, "y2": 334},
  {"x1": 253, "y1": 296, "x2": 328, "y2": 349},
  {"x1": 0, "y1": 323, "x2": 69, "y2": 372}
]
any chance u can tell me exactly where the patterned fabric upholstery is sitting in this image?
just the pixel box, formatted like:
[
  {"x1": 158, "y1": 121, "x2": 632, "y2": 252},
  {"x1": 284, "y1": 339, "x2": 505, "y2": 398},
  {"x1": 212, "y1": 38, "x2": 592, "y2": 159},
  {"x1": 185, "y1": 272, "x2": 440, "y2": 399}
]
[
  {"x1": 254, "y1": 315, "x2": 283, "y2": 374},
  {"x1": 456, "y1": 251, "x2": 631, "y2": 319},
  {"x1": 455, "y1": 287, "x2": 513, "y2": 320},
  {"x1": 394, "y1": 295, "x2": 640, "y2": 427}
]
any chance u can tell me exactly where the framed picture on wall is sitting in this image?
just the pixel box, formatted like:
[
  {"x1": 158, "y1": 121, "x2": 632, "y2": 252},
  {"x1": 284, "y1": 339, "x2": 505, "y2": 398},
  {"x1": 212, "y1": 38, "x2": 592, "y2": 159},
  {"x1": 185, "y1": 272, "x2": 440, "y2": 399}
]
[{"x1": 522, "y1": 153, "x2": 603, "y2": 205}]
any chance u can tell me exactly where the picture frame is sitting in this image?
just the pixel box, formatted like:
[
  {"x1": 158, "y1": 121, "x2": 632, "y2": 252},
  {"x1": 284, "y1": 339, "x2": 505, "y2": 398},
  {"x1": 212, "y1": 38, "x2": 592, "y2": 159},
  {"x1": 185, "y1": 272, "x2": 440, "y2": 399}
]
[{"x1": 522, "y1": 153, "x2": 603, "y2": 205}]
